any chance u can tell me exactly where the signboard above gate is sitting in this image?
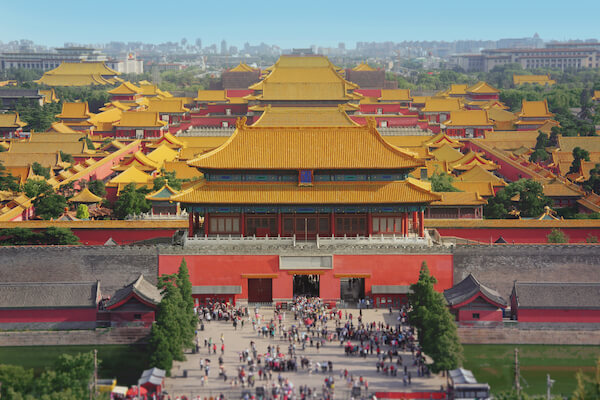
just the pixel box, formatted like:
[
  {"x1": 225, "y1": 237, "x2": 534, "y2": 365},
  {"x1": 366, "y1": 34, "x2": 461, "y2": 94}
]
[{"x1": 279, "y1": 255, "x2": 333, "y2": 270}]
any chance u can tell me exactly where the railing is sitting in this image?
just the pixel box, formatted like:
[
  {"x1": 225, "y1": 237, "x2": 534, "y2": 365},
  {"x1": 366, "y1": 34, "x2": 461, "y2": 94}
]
[
  {"x1": 127, "y1": 212, "x2": 188, "y2": 220},
  {"x1": 183, "y1": 233, "x2": 430, "y2": 247}
]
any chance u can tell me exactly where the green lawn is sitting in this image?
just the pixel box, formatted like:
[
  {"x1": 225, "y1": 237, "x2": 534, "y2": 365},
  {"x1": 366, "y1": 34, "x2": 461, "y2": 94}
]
[
  {"x1": 0, "y1": 345, "x2": 150, "y2": 386},
  {"x1": 463, "y1": 344, "x2": 600, "y2": 396}
]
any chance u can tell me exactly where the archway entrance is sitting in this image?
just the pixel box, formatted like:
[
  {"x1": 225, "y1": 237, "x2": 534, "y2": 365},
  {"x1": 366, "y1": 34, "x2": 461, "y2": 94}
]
[
  {"x1": 247, "y1": 279, "x2": 272, "y2": 303},
  {"x1": 293, "y1": 274, "x2": 320, "y2": 297},
  {"x1": 340, "y1": 278, "x2": 365, "y2": 303}
]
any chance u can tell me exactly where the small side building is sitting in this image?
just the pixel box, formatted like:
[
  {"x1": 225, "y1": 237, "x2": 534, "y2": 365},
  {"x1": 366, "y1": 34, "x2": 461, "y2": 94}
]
[
  {"x1": 102, "y1": 275, "x2": 162, "y2": 327},
  {"x1": 510, "y1": 281, "x2": 600, "y2": 324},
  {"x1": 444, "y1": 274, "x2": 507, "y2": 324}
]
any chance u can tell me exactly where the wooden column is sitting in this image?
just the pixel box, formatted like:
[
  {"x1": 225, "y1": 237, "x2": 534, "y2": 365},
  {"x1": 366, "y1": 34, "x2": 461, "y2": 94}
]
[
  {"x1": 419, "y1": 210, "x2": 425, "y2": 237},
  {"x1": 412, "y1": 211, "x2": 418, "y2": 234},
  {"x1": 188, "y1": 210, "x2": 194, "y2": 237},
  {"x1": 240, "y1": 212, "x2": 245, "y2": 237},
  {"x1": 401, "y1": 213, "x2": 407, "y2": 236},
  {"x1": 277, "y1": 212, "x2": 282, "y2": 236},
  {"x1": 204, "y1": 212, "x2": 209, "y2": 236},
  {"x1": 331, "y1": 212, "x2": 336, "y2": 237},
  {"x1": 367, "y1": 212, "x2": 373, "y2": 236}
]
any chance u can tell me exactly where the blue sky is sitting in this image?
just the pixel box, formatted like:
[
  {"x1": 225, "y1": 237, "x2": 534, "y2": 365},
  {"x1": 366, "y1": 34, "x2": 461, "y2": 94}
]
[{"x1": 1, "y1": 0, "x2": 598, "y2": 48}]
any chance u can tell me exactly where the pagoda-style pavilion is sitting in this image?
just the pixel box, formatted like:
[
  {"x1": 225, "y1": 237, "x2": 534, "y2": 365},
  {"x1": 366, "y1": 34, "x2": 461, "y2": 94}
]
[{"x1": 174, "y1": 115, "x2": 440, "y2": 239}]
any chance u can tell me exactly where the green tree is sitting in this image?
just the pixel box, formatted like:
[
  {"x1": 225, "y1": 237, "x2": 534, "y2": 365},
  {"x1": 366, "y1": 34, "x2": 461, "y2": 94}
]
[
  {"x1": 408, "y1": 261, "x2": 463, "y2": 373},
  {"x1": 113, "y1": 183, "x2": 150, "y2": 219},
  {"x1": 23, "y1": 178, "x2": 53, "y2": 198},
  {"x1": 572, "y1": 358, "x2": 600, "y2": 400},
  {"x1": 0, "y1": 160, "x2": 20, "y2": 192},
  {"x1": 529, "y1": 148, "x2": 549, "y2": 163},
  {"x1": 547, "y1": 228, "x2": 569, "y2": 243},
  {"x1": 570, "y1": 147, "x2": 591, "y2": 174},
  {"x1": 34, "y1": 193, "x2": 67, "y2": 220},
  {"x1": 153, "y1": 169, "x2": 184, "y2": 191},
  {"x1": 59, "y1": 151, "x2": 74, "y2": 164},
  {"x1": 76, "y1": 203, "x2": 89, "y2": 219},
  {"x1": 41, "y1": 227, "x2": 79, "y2": 245},
  {"x1": 0, "y1": 364, "x2": 35, "y2": 398},
  {"x1": 429, "y1": 172, "x2": 460, "y2": 192},
  {"x1": 15, "y1": 98, "x2": 61, "y2": 132},
  {"x1": 0, "y1": 227, "x2": 79, "y2": 245},
  {"x1": 31, "y1": 162, "x2": 51, "y2": 179},
  {"x1": 177, "y1": 258, "x2": 196, "y2": 349},
  {"x1": 86, "y1": 179, "x2": 106, "y2": 197},
  {"x1": 485, "y1": 179, "x2": 551, "y2": 219}
]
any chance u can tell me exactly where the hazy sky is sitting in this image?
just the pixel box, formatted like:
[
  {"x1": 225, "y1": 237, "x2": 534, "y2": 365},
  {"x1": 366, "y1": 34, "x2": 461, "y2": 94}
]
[{"x1": 1, "y1": 0, "x2": 598, "y2": 48}]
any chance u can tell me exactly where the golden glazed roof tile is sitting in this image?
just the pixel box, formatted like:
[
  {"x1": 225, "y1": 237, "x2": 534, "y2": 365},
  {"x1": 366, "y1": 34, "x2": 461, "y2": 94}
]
[
  {"x1": 252, "y1": 106, "x2": 359, "y2": 127},
  {"x1": 518, "y1": 100, "x2": 554, "y2": 118},
  {"x1": 187, "y1": 118, "x2": 424, "y2": 170},
  {"x1": 444, "y1": 110, "x2": 493, "y2": 127},
  {"x1": 0, "y1": 113, "x2": 26, "y2": 128},
  {"x1": 171, "y1": 180, "x2": 440, "y2": 205}
]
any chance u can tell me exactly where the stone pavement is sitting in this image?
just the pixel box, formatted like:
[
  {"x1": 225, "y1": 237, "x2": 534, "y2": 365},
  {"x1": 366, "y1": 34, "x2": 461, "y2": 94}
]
[{"x1": 164, "y1": 307, "x2": 445, "y2": 399}]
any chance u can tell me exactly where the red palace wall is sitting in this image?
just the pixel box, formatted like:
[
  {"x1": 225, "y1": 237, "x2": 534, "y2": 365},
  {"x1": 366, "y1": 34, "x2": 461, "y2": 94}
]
[
  {"x1": 0, "y1": 308, "x2": 97, "y2": 323},
  {"x1": 517, "y1": 309, "x2": 600, "y2": 323},
  {"x1": 72, "y1": 228, "x2": 179, "y2": 245},
  {"x1": 159, "y1": 254, "x2": 453, "y2": 302},
  {"x1": 457, "y1": 308, "x2": 502, "y2": 322},
  {"x1": 359, "y1": 104, "x2": 407, "y2": 114},
  {"x1": 435, "y1": 227, "x2": 600, "y2": 244}
]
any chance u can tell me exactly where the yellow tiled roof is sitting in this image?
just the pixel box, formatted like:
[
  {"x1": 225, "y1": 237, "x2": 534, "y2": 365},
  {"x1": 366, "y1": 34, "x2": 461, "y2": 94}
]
[
  {"x1": 89, "y1": 108, "x2": 122, "y2": 131},
  {"x1": 513, "y1": 74, "x2": 555, "y2": 86},
  {"x1": 444, "y1": 110, "x2": 493, "y2": 127},
  {"x1": 119, "y1": 151, "x2": 159, "y2": 170},
  {"x1": 593, "y1": 90, "x2": 600, "y2": 101},
  {"x1": 229, "y1": 63, "x2": 257, "y2": 72},
  {"x1": 0, "y1": 113, "x2": 26, "y2": 128},
  {"x1": 352, "y1": 62, "x2": 377, "y2": 71},
  {"x1": 0, "y1": 152, "x2": 60, "y2": 169},
  {"x1": 29, "y1": 132, "x2": 84, "y2": 143},
  {"x1": 194, "y1": 90, "x2": 227, "y2": 102},
  {"x1": 423, "y1": 133, "x2": 463, "y2": 149},
  {"x1": 57, "y1": 102, "x2": 93, "y2": 119},
  {"x1": 108, "y1": 166, "x2": 153, "y2": 186},
  {"x1": 431, "y1": 191, "x2": 486, "y2": 206},
  {"x1": 457, "y1": 165, "x2": 506, "y2": 185},
  {"x1": 172, "y1": 180, "x2": 440, "y2": 204},
  {"x1": 448, "y1": 84, "x2": 469, "y2": 95},
  {"x1": 249, "y1": 55, "x2": 359, "y2": 101},
  {"x1": 147, "y1": 98, "x2": 190, "y2": 114},
  {"x1": 452, "y1": 181, "x2": 495, "y2": 197},
  {"x1": 466, "y1": 81, "x2": 499, "y2": 94},
  {"x1": 252, "y1": 106, "x2": 359, "y2": 127},
  {"x1": 379, "y1": 89, "x2": 412, "y2": 102},
  {"x1": 487, "y1": 108, "x2": 518, "y2": 122},
  {"x1": 543, "y1": 182, "x2": 582, "y2": 198},
  {"x1": 46, "y1": 122, "x2": 77, "y2": 134},
  {"x1": 108, "y1": 81, "x2": 142, "y2": 95},
  {"x1": 139, "y1": 84, "x2": 161, "y2": 96},
  {"x1": 8, "y1": 141, "x2": 87, "y2": 155},
  {"x1": 39, "y1": 89, "x2": 59, "y2": 103},
  {"x1": 383, "y1": 136, "x2": 432, "y2": 148},
  {"x1": 35, "y1": 62, "x2": 119, "y2": 86},
  {"x1": 163, "y1": 161, "x2": 203, "y2": 180},
  {"x1": 188, "y1": 118, "x2": 423, "y2": 170},
  {"x1": 411, "y1": 96, "x2": 429, "y2": 104},
  {"x1": 518, "y1": 100, "x2": 554, "y2": 118},
  {"x1": 558, "y1": 136, "x2": 600, "y2": 153},
  {"x1": 431, "y1": 144, "x2": 464, "y2": 162},
  {"x1": 68, "y1": 187, "x2": 102, "y2": 203},
  {"x1": 147, "y1": 132, "x2": 185, "y2": 149},
  {"x1": 147, "y1": 143, "x2": 178, "y2": 165},
  {"x1": 113, "y1": 111, "x2": 167, "y2": 128},
  {"x1": 451, "y1": 151, "x2": 498, "y2": 171},
  {"x1": 421, "y1": 98, "x2": 462, "y2": 113}
]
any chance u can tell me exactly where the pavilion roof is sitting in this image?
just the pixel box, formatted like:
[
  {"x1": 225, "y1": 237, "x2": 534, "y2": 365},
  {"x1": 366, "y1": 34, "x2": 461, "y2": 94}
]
[
  {"x1": 163, "y1": 161, "x2": 203, "y2": 181},
  {"x1": 90, "y1": 108, "x2": 123, "y2": 131},
  {"x1": 379, "y1": 89, "x2": 412, "y2": 102},
  {"x1": 147, "y1": 98, "x2": 189, "y2": 114},
  {"x1": 466, "y1": 81, "x2": 499, "y2": 94},
  {"x1": 47, "y1": 122, "x2": 78, "y2": 134},
  {"x1": 421, "y1": 98, "x2": 462, "y2": 113},
  {"x1": 108, "y1": 81, "x2": 142, "y2": 95},
  {"x1": 451, "y1": 181, "x2": 495, "y2": 197},
  {"x1": 105, "y1": 275, "x2": 162, "y2": 309},
  {"x1": 249, "y1": 55, "x2": 359, "y2": 101},
  {"x1": 252, "y1": 106, "x2": 359, "y2": 127},
  {"x1": 146, "y1": 143, "x2": 179, "y2": 165},
  {"x1": 513, "y1": 74, "x2": 555, "y2": 86},
  {"x1": 229, "y1": 63, "x2": 257, "y2": 72},
  {"x1": 451, "y1": 151, "x2": 498, "y2": 171},
  {"x1": 444, "y1": 110, "x2": 493, "y2": 127},
  {"x1": 35, "y1": 62, "x2": 119, "y2": 86},
  {"x1": 108, "y1": 166, "x2": 153, "y2": 186},
  {"x1": 352, "y1": 62, "x2": 377, "y2": 71},
  {"x1": 518, "y1": 100, "x2": 554, "y2": 118},
  {"x1": 68, "y1": 187, "x2": 103, "y2": 203},
  {"x1": 171, "y1": 180, "x2": 440, "y2": 205},
  {"x1": 113, "y1": 111, "x2": 167, "y2": 128},
  {"x1": 146, "y1": 184, "x2": 180, "y2": 201},
  {"x1": 445, "y1": 274, "x2": 506, "y2": 307},
  {"x1": 423, "y1": 133, "x2": 463, "y2": 149},
  {"x1": 187, "y1": 118, "x2": 423, "y2": 170},
  {"x1": 431, "y1": 143, "x2": 464, "y2": 162},
  {"x1": 0, "y1": 113, "x2": 26, "y2": 128},
  {"x1": 57, "y1": 102, "x2": 94, "y2": 119},
  {"x1": 194, "y1": 90, "x2": 227, "y2": 102},
  {"x1": 456, "y1": 165, "x2": 506, "y2": 186},
  {"x1": 39, "y1": 88, "x2": 59, "y2": 103},
  {"x1": 487, "y1": 108, "x2": 517, "y2": 122},
  {"x1": 431, "y1": 191, "x2": 487, "y2": 206}
]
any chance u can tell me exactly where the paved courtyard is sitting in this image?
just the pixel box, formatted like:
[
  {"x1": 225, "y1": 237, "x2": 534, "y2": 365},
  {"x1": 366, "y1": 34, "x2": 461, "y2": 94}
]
[{"x1": 163, "y1": 306, "x2": 445, "y2": 399}]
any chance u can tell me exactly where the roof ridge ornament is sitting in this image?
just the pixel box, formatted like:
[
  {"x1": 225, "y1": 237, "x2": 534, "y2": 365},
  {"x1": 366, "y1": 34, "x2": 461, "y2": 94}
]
[
  {"x1": 366, "y1": 116, "x2": 377, "y2": 131},
  {"x1": 236, "y1": 116, "x2": 247, "y2": 130}
]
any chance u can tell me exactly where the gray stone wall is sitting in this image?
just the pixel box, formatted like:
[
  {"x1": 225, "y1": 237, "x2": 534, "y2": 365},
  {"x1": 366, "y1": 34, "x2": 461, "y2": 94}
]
[
  {"x1": 0, "y1": 327, "x2": 150, "y2": 346},
  {"x1": 453, "y1": 244, "x2": 600, "y2": 301},
  {"x1": 0, "y1": 246, "x2": 159, "y2": 295},
  {"x1": 458, "y1": 326, "x2": 600, "y2": 345}
]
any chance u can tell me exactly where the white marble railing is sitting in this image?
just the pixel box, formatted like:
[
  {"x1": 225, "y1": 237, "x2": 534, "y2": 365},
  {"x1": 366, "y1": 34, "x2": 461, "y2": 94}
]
[
  {"x1": 183, "y1": 233, "x2": 430, "y2": 247},
  {"x1": 127, "y1": 212, "x2": 188, "y2": 220}
]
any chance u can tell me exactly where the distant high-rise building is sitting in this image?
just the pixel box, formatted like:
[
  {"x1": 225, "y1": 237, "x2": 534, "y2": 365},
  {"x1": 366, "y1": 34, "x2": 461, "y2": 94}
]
[{"x1": 221, "y1": 40, "x2": 227, "y2": 55}]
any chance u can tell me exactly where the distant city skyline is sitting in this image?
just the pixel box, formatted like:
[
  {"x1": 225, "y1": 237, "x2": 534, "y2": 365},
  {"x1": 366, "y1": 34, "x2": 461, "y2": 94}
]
[{"x1": 1, "y1": 0, "x2": 599, "y2": 49}]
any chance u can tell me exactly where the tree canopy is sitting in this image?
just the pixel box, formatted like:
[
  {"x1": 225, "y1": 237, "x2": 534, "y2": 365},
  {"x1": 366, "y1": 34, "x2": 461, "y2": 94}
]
[
  {"x1": 113, "y1": 183, "x2": 151, "y2": 219},
  {"x1": 34, "y1": 193, "x2": 67, "y2": 220},
  {"x1": 485, "y1": 179, "x2": 552, "y2": 219},
  {"x1": 0, "y1": 161, "x2": 20, "y2": 192},
  {"x1": 569, "y1": 147, "x2": 591, "y2": 174},
  {"x1": 429, "y1": 172, "x2": 460, "y2": 192},
  {"x1": 0, "y1": 227, "x2": 79, "y2": 245}
]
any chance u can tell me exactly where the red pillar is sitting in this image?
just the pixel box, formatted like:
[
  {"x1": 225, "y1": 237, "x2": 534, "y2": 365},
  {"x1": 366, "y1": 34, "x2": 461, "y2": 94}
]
[
  {"x1": 240, "y1": 212, "x2": 245, "y2": 236},
  {"x1": 367, "y1": 212, "x2": 372, "y2": 236},
  {"x1": 331, "y1": 212, "x2": 335, "y2": 237},
  {"x1": 277, "y1": 212, "x2": 282, "y2": 236},
  {"x1": 188, "y1": 211, "x2": 194, "y2": 237},
  {"x1": 419, "y1": 211, "x2": 425, "y2": 237},
  {"x1": 401, "y1": 213, "x2": 407, "y2": 236},
  {"x1": 412, "y1": 211, "x2": 418, "y2": 234},
  {"x1": 204, "y1": 212, "x2": 209, "y2": 236}
]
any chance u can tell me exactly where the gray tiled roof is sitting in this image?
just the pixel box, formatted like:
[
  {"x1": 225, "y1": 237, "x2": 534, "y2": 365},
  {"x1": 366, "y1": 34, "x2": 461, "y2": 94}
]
[
  {"x1": 513, "y1": 282, "x2": 600, "y2": 309},
  {"x1": 105, "y1": 275, "x2": 162, "y2": 308},
  {"x1": 0, "y1": 89, "x2": 41, "y2": 98},
  {"x1": 0, "y1": 281, "x2": 98, "y2": 309},
  {"x1": 444, "y1": 274, "x2": 507, "y2": 307}
]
